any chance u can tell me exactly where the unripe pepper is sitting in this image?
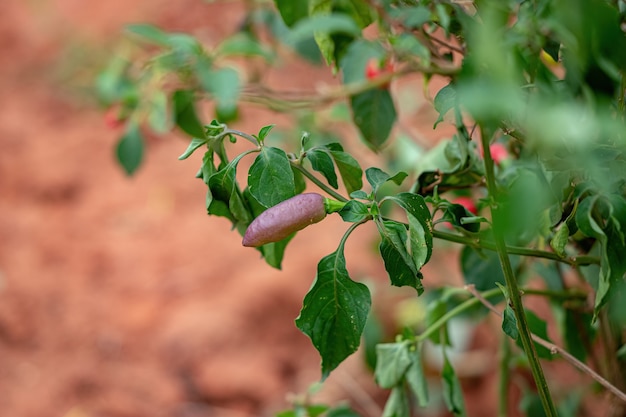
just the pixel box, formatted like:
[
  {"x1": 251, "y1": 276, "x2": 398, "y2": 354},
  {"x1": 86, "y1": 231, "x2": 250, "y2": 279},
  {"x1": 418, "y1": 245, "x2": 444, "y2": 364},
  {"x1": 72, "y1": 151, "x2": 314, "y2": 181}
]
[{"x1": 242, "y1": 193, "x2": 329, "y2": 247}]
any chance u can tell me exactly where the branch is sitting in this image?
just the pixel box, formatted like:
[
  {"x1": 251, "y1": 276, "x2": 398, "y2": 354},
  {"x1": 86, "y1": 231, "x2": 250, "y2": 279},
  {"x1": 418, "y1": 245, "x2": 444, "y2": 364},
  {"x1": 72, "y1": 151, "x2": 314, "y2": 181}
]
[
  {"x1": 239, "y1": 64, "x2": 460, "y2": 112},
  {"x1": 432, "y1": 229, "x2": 600, "y2": 267},
  {"x1": 480, "y1": 128, "x2": 558, "y2": 416},
  {"x1": 465, "y1": 284, "x2": 626, "y2": 404}
]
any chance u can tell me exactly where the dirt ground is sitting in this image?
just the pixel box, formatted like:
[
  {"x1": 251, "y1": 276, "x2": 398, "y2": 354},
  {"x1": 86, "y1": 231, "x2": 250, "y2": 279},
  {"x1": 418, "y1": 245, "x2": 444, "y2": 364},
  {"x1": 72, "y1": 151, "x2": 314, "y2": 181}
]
[{"x1": 0, "y1": 1, "x2": 608, "y2": 417}]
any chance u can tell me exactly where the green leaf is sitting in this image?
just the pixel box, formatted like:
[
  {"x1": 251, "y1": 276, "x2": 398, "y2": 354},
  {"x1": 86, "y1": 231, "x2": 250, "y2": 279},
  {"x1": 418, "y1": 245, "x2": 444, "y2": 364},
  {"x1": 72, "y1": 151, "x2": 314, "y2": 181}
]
[
  {"x1": 326, "y1": 404, "x2": 360, "y2": 417},
  {"x1": 550, "y1": 223, "x2": 569, "y2": 257},
  {"x1": 435, "y1": 3, "x2": 451, "y2": 34},
  {"x1": 461, "y1": 247, "x2": 500, "y2": 291},
  {"x1": 502, "y1": 305, "x2": 519, "y2": 340},
  {"x1": 340, "y1": 39, "x2": 384, "y2": 84},
  {"x1": 350, "y1": 190, "x2": 368, "y2": 199},
  {"x1": 172, "y1": 90, "x2": 206, "y2": 138},
  {"x1": 433, "y1": 84, "x2": 457, "y2": 128},
  {"x1": 516, "y1": 310, "x2": 553, "y2": 360},
  {"x1": 327, "y1": 147, "x2": 363, "y2": 194},
  {"x1": 201, "y1": 151, "x2": 231, "y2": 219},
  {"x1": 178, "y1": 138, "x2": 207, "y2": 160},
  {"x1": 442, "y1": 351, "x2": 467, "y2": 416},
  {"x1": 390, "y1": 6, "x2": 431, "y2": 29},
  {"x1": 274, "y1": 0, "x2": 310, "y2": 27},
  {"x1": 199, "y1": 150, "x2": 217, "y2": 183},
  {"x1": 377, "y1": 220, "x2": 424, "y2": 294},
  {"x1": 390, "y1": 33, "x2": 430, "y2": 66},
  {"x1": 196, "y1": 65, "x2": 240, "y2": 122},
  {"x1": 287, "y1": 12, "x2": 361, "y2": 46},
  {"x1": 389, "y1": 171, "x2": 408, "y2": 186},
  {"x1": 365, "y1": 167, "x2": 390, "y2": 193},
  {"x1": 307, "y1": 149, "x2": 339, "y2": 189},
  {"x1": 296, "y1": 250, "x2": 372, "y2": 379},
  {"x1": 414, "y1": 134, "x2": 483, "y2": 194},
  {"x1": 256, "y1": 124, "x2": 276, "y2": 144},
  {"x1": 116, "y1": 123, "x2": 144, "y2": 175},
  {"x1": 339, "y1": 200, "x2": 370, "y2": 222},
  {"x1": 425, "y1": 298, "x2": 450, "y2": 345},
  {"x1": 207, "y1": 152, "x2": 253, "y2": 227},
  {"x1": 461, "y1": 247, "x2": 520, "y2": 291},
  {"x1": 334, "y1": 0, "x2": 374, "y2": 29},
  {"x1": 519, "y1": 392, "x2": 548, "y2": 417},
  {"x1": 292, "y1": 164, "x2": 307, "y2": 194},
  {"x1": 382, "y1": 386, "x2": 410, "y2": 417},
  {"x1": 95, "y1": 55, "x2": 135, "y2": 104},
  {"x1": 351, "y1": 88, "x2": 396, "y2": 150},
  {"x1": 562, "y1": 308, "x2": 593, "y2": 362},
  {"x1": 217, "y1": 33, "x2": 274, "y2": 61},
  {"x1": 125, "y1": 24, "x2": 169, "y2": 45},
  {"x1": 362, "y1": 313, "x2": 383, "y2": 371},
  {"x1": 575, "y1": 195, "x2": 626, "y2": 318},
  {"x1": 165, "y1": 33, "x2": 202, "y2": 56},
  {"x1": 248, "y1": 147, "x2": 296, "y2": 208},
  {"x1": 374, "y1": 342, "x2": 412, "y2": 388},
  {"x1": 259, "y1": 235, "x2": 293, "y2": 269},
  {"x1": 406, "y1": 343, "x2": 429, "y2": 406},
  {"x1": 386, "y1": 193, "x2": 433, "y2": 268},
  {"x1": 364, "y1": 168, "x2": 406, "y2": 194}
]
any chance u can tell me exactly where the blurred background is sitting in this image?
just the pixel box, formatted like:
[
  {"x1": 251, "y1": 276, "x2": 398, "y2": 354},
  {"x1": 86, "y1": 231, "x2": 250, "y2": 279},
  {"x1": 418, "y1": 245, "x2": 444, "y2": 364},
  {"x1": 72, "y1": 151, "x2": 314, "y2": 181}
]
[{"x1": 0, "y1": 1, "x2": 533, "y2": 416}]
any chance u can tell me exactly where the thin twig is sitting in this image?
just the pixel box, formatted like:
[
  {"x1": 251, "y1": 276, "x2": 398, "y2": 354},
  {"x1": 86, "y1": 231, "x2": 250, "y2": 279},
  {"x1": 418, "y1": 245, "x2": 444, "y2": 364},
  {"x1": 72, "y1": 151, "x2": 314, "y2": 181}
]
[
  {"x1": 464, "y1": 284, "x2": 626, "y2": 404},
  {"x1": 238, "y1": 64, "x2": 460, "y2": 112}
]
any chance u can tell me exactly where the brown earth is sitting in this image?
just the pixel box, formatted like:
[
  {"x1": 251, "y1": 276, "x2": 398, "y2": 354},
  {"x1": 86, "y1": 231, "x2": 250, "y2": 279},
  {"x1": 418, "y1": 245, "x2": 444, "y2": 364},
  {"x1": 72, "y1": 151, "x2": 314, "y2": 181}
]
[{"x1": 0, "y1": 1, "x2": 610, "y2": 417}]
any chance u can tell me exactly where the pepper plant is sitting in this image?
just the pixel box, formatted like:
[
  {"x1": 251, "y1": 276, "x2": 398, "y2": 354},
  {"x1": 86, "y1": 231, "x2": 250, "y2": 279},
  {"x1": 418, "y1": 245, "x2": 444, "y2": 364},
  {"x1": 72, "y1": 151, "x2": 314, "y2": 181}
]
[{"x1": 98, "y1": 0, "x2": 626, "y2": 415}]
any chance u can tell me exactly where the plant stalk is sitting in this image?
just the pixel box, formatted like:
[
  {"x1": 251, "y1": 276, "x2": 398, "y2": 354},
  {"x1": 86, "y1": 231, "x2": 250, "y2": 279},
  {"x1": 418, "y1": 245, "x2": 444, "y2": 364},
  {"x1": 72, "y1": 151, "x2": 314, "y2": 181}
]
[
  {"x1": 498, "y1": 333, "x2": 512, "y2": 417},
  {"x1": 290, "y1": 162, "x2": 349, "y2": 202},
  {"x1": 431, "y1": 229, "x2": 600, "y2": 267},
  {"x1": 480, "y1": 129, "x2": 559, "y2": 417}
]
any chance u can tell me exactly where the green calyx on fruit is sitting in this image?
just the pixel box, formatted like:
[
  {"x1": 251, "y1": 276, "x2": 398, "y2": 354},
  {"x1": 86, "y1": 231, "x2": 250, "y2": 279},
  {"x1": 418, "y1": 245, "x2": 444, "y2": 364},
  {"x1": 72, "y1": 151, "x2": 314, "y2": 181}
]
[{"x1": 242, "y1": 193, "x2": 334, "y2": 247}]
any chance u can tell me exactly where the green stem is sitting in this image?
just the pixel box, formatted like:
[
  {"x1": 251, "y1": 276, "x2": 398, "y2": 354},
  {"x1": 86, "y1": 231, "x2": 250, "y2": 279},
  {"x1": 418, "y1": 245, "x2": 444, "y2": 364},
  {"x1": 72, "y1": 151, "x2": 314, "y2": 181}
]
[
  {"x1": 290, "y1": 162, "x2": 349, "y2": 202},
  {"x1": 480, "y1": 128, "x2": 558, "y2": 416},
  {"x1": 521, "y1": 287, "x2": 587, "y2": 301},
  {"x1": 415, "y1": 288, "x2": 501, "y2": 342},
  {"x1": 498, "y1": 333, "x2": 512, "y2": 417},
  {"x1": 432, "y1": 229, "x2": 600, "y2": 267},
  {"x1": 413, "y1": 285, "x2": 587, "y2": 344},
  {"x1": 218, "y1": 128, "x2": 259, "y2": 146},
  {"x1": 338, "y1": 218, "x2": 368, "y2": 252}
]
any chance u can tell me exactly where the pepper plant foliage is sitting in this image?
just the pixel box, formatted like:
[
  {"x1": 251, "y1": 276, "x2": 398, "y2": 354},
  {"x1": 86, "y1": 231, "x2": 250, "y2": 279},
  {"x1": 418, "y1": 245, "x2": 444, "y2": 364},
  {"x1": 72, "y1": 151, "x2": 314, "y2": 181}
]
[{"x1": 99, "y1": 0, "x2": 626, "y2": 415}]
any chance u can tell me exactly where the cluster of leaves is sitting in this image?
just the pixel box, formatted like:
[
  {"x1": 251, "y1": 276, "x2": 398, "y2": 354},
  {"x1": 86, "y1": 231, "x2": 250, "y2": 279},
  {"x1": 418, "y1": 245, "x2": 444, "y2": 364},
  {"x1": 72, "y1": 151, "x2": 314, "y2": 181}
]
[{"x1": 99, "y1": 0, "x2": 626, "y2": 415}]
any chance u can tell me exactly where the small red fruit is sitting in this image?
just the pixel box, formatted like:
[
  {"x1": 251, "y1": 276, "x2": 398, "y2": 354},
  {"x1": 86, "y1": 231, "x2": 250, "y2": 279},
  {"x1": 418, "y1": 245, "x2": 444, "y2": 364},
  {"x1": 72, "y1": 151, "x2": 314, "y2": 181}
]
[
  {"x1": 365, "y1": 58, "x2": 381, "y2": 80},
  {"x1": 364, "y1": 58, "x2": 394, "y2": 88},
  {"x1": 104, "y1": 105, "x2": 126, "y2": 129}
]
